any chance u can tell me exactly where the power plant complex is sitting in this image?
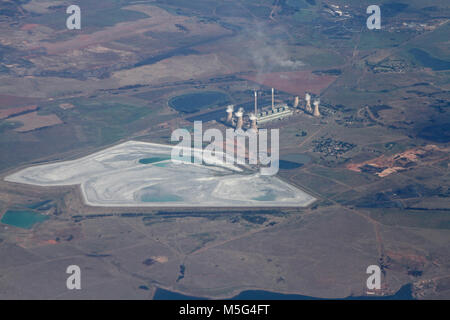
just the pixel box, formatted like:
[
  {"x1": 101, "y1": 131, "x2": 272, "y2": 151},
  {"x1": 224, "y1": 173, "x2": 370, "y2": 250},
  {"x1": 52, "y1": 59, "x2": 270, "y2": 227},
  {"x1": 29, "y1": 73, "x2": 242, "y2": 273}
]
[{"x1": 224, "y1": 88, "x2": 321, "y2": 132}]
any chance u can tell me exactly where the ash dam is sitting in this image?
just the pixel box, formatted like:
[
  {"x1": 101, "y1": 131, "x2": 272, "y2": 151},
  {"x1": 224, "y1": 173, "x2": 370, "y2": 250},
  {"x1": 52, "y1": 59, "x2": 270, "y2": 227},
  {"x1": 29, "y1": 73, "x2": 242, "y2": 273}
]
[{"x1": 4, "y1": 141, "x2": 316, "y2": 208}]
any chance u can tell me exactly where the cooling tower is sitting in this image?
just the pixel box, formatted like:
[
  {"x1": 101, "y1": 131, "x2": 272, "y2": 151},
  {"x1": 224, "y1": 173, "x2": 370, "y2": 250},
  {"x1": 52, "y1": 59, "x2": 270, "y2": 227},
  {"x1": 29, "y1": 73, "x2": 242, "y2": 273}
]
[
  {"x1": 313, "y1": 99, "x2": 321, "y2": 117},
  {"x1": 235, "y1": 108, "x2": 244, "y2": 130},
  {"x1": 293, "y1": 96, "x2": 299, "y2": 108},
  {"x1": 226, "y1": 105, "x2": 234, "y2": 123},
  {"x1": 305, "y1": 93, "x2": 312, "y2": 113}
]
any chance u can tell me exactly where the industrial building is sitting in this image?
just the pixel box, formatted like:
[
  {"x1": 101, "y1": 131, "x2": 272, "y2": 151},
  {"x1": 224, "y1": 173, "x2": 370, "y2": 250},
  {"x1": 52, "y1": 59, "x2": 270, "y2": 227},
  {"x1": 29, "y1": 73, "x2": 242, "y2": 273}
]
[
  {"x1": 254, "y1": 88, "x2": 293, "y2": 124},
  {"x1": 223, "y1": 88, "x2": 320, "y2": 131},
  {"x1": 256, "y1": 104, "x2": 293, "y2": 124}
]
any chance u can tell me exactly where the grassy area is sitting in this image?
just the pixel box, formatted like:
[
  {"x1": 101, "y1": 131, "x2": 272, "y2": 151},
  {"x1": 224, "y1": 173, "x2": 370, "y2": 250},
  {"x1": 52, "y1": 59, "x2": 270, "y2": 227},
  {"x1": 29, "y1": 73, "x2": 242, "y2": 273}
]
[
  {"x1": 83, "y1": 8, "x2": 149, "y2": 28},
  {"x1": 189, "y1": 232, "x2": 216, "y2": 252},
  {"x1": 286, "y1": 171, "x2": 350, "y2": 197},
  {"x1": 0, "y1": 95, "x2": 162, "y2": 172},
  {"x1": 292, "y1": 8, "x2": 319, "y2": 23},
  {"x1": 303, "y1": 51, "x2": 346, "y2": 68},
  {"x1": 28, "y1": 1, "x2": 149, "y2": 30},
  {"x1": 369, "y1": 208, "x2": 450, "y2": 229},
  {"x1": 153, "y1": 0, "x2": 219, "y2": 15},
  {"x1": 399, "y1": 22, "x2": 450, "y2": 60},
  {"x1": 308, "y1": 166, "x2": 379, "y2": 187},
  {"x1": 358, "y1": 30, "x2": 415, "y2": 50},
  {"x1": 0, "y1": 120, "x2": 21, "y2": 132}
]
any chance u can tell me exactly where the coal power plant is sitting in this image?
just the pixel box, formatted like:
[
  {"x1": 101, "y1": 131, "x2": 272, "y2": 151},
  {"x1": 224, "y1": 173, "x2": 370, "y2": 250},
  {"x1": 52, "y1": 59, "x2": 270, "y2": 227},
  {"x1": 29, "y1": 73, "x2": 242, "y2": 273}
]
[{"x1": 222, "y1": 88, "x2": 322, "y2": 132}]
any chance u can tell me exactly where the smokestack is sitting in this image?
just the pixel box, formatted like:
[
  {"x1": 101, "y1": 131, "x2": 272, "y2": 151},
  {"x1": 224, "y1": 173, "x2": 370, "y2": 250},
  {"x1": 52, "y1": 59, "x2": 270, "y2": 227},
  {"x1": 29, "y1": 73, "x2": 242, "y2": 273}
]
[
  {"x1": 235, "y1": 107, "x2": 244, "y2": 130},
  {"x1": 249, "y1": 113, "x2": 258, "y2": 132},
  {"x1": 271, "y1": 88, "x2": 274, "y2": 109},
  {"x1": 226, "y1": 105, "x2": 234, "y2": 123},
  {"x1": 254, "y1": 90, "x2": 258, "y2": 116},
  {"x1": 305, "y1": 93, "x2": 312, "y2": 113},
  {"x1": 293, "y1": 96, "x2": 299, "y2": 108},
  {"x1": 313, "y1": 99, "x2": 321, "y2": 117}
]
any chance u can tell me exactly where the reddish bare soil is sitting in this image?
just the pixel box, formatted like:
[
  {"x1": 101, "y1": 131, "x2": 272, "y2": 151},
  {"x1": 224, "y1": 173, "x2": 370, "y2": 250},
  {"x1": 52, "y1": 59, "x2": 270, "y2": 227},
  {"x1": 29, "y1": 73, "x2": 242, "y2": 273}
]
[
  {"x1": 0, "y1": 95, "x2": 41, "y2": 108},
  {"x1": 347, "y1": 145, "x2": 449, "y2": 177},
  {"x1": 0, "y1": 105, "x2": 38, "y2": 119},
  {"x1": 20, "y1": 24, "x2": 40, "y2": 31},
  {"x1": 241, "y1": 71, "x2": 337, "y2": 96}
]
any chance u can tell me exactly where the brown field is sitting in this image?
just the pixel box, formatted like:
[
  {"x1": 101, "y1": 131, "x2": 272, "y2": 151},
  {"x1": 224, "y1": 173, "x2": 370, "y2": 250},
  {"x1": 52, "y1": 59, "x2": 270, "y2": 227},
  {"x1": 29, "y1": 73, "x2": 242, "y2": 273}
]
[
  {"x1": 0, "y1": 95, "x2": 41, "y2": 108},
  {"x1": 36, "y1": 5, "x2": 229, "y2": 55},
  {"x1": 241, "y1": 71, "x2": 337, "y2": 96},
  {"x1": 112, "y1": 54, "x2": 232, "y2": 87},
  {"x1": 20, "y1": 23, "x2": 39, "y2": 31},
  {"x1": 0, "y1": 105, "x2": 37, "y2": 119},
  {"x1": 7, "y1": 111, "x2": 63, "y2": 132},
  {"x1": 37, "y1": 19, "x2": 158, "y2": 55}
]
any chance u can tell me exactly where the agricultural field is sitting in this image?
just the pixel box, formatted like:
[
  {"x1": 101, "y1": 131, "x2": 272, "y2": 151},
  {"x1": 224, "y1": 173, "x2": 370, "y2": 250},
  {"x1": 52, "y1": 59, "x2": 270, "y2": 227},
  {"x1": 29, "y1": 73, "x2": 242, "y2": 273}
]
[{"x1": 7, "y1": 111, "x2": 63, "y2": 132}]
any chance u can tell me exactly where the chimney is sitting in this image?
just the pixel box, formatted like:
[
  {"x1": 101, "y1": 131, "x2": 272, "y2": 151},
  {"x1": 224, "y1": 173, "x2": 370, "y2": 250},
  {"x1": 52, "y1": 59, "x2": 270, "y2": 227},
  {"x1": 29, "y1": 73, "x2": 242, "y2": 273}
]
[
  {"x1": 305, "y1": 93, "x2": 312, "y2": 113},
  {"x1": 271, "y1": 88, "x2": 274, "y2": 109},
  {"x1": 235, "y1": 108, "x2": 244, "y2": 130},
  {"x1": 226, "y1": 105, "x2": 234, "y2": 123},
  {"x1": 313, "y1": 99, "x2": 321, "y2": 117},
  {"x1": 293, "y1": 96, "x2": 299, "y2": 108},
  {"x1": 249, "y1": 113, "x2": 258, "y2": 132}
]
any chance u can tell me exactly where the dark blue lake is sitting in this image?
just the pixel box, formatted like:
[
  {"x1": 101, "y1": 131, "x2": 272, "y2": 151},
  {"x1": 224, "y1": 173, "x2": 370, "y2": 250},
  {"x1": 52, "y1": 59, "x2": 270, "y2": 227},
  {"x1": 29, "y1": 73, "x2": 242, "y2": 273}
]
[{"x1": 169, "y1": 91, "x2": 230, "y2": 114}]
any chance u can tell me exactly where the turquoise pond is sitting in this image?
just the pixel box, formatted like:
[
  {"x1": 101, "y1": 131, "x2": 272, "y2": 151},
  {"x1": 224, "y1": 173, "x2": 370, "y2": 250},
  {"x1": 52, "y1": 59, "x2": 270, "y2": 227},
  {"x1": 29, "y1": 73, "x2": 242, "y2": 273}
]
[
  {"x1": 153, "y1": 162, "x2": 169, "y2": 167},
  {"x1": 139, "y1": 156, "x2": 171, "y2": 164},
  {"x1": 1, "y1": 210, "x2": 49, "y2": 229},
  {"x1": 139, "y1": 156, "x2": 203, "y2": 166}
]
